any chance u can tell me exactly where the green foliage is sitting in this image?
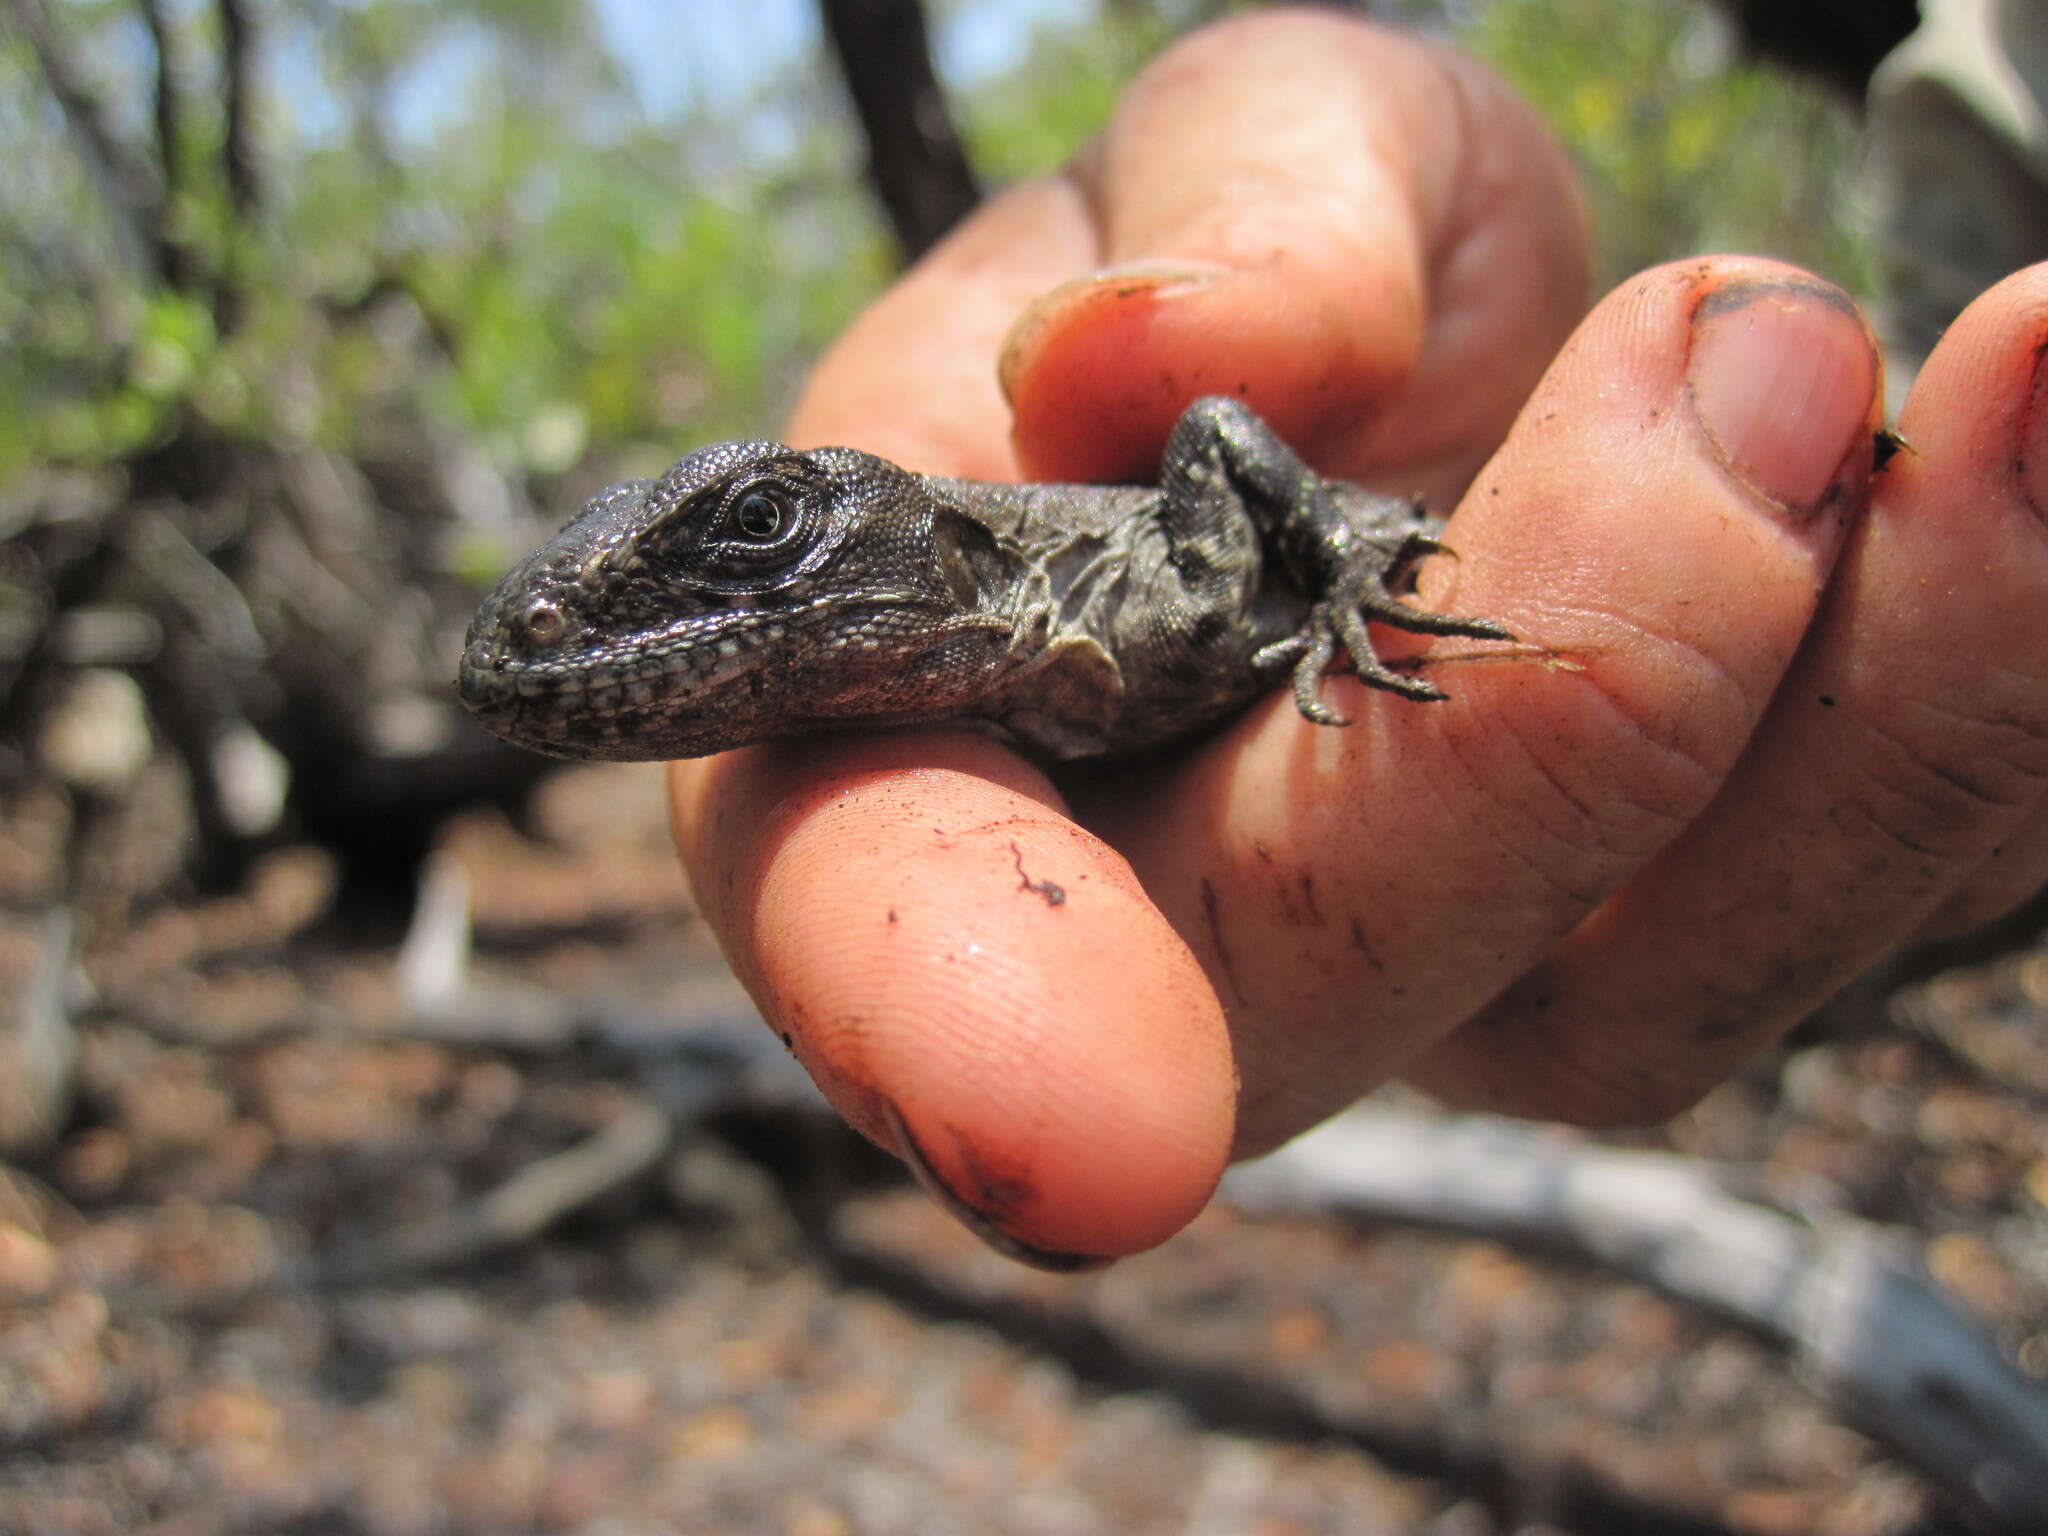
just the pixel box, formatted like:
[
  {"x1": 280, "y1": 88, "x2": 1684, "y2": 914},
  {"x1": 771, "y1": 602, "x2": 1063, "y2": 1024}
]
[
  {"x1": 1462, "y1": 0, "x2": 1878, "y2": 294},
  {"x1": 0, "y1": 0, "x2": 889, "y2": 505},
  {"x1": 0, "y1": 0, "x2": 1886, "y2": 508},
  {"x1": 954, "y1": 2, "x2": 1175, "y2": 183}
]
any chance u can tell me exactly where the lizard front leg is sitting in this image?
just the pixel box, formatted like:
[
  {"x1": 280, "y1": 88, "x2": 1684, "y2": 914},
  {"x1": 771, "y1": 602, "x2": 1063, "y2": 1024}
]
[{"x1": 1157, "y1": 396, "x2": 1513, "y2": 725}]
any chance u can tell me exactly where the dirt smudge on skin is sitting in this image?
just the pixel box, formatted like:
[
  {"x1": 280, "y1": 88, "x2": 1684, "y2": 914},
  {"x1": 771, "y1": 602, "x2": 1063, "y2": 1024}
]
[
  {"x1": 1273, "y1": 871, "x2": 1326, "y2": 928},
  {"x1": 881, "y1": 1099, "x2": 1100, "y2": 1272},
  {"x1": 1348, "y1": 915, "x2": 1386, "y2": 975},
  {"x1": 1010, "y1": 842, "x2": 1066, "y2": 907},
  {"x1": 1201, "y1": 877, "x2": 1245, "y2": 1007}
]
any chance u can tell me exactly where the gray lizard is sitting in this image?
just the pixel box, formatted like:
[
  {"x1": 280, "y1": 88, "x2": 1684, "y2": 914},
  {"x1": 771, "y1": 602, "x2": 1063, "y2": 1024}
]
[{"x1": 457, "y1": 396, "x2": 1511, "y2": 762}]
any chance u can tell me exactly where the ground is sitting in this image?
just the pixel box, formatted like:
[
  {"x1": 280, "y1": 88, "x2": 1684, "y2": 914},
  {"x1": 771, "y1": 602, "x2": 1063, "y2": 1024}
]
[{"x1": 1, "y1": 762, "x2": 2043, "y2": 1536}]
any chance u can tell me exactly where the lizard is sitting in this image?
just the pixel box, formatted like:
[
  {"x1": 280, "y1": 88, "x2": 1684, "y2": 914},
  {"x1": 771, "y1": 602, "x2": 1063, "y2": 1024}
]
[{"x1": 457, "y1": 395, "x2": 1512, "y2": 763}]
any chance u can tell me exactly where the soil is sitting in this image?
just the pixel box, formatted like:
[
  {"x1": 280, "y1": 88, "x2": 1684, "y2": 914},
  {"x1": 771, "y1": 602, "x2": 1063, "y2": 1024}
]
[{"x1": 1, "y1": 761, "x2": 2043, "y2": 1536}]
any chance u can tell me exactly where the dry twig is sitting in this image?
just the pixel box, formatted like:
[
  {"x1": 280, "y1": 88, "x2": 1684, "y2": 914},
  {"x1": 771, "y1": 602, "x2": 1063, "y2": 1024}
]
[{"x1": 1226, "y1": 1109, "x2": 2048, "y2": 1532}]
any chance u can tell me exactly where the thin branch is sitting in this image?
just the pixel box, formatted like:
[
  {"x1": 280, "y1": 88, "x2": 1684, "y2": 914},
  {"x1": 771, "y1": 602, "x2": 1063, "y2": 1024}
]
[
  {"x1": 816, "y1": 0, "x2": 979, "y2": 261},
  {"x1": 139, "y1": 0, "x2": 183, "y2": 209},
  {"x1": 322, "y1": 1093, "x2": 674, "y2": 1283},
  {"x1": 217, "y1": 0, "x2": 257, "y2": 219},
  {"x1": 5, "y1": 0, "x2": 167, "y2": 280},
  {"x1": 0, "y1": 909, "x2": 77, "y2": 1154}
]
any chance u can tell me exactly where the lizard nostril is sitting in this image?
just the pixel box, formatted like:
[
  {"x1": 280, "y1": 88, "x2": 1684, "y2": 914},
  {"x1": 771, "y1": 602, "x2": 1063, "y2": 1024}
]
[{"x1": 521, "y1": 603, "x2": 565, "y2": 648}]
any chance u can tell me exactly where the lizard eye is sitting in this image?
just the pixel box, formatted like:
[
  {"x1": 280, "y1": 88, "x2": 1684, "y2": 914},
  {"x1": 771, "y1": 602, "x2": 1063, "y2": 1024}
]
[
  {"x1": 520, "y1": 602, "x2": 565, "y2": 648},
  {"x1": 731, "y1": 488, "x2": 793, "y2": 542},
  {"x1": 665, "y1": 466, "x2": 822, "y2": 584}
]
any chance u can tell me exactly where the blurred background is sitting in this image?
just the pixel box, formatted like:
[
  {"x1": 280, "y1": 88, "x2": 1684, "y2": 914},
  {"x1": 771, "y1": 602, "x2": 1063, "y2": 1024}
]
[
  {"x1": 4, "y1": 2, "x2": 2044, "y2": 1533},
  {"x1": 0, "y1": 0, "x2": 1879, "y2": 898}
]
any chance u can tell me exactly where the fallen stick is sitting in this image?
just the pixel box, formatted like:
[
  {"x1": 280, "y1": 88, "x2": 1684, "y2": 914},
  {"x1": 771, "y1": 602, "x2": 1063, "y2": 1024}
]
[{"x1": 1224, "y1": 1109, "x2": 2048, "y2": 1533}]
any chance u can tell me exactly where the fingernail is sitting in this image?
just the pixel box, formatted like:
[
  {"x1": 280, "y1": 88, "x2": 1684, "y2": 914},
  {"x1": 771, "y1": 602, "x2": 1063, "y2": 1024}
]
[
  {"x1": 2018, "y1": 337, "x2": 2048, "y2": 521},
  {"x1": 997, "y1": 262, "x2": 1230, "y2": 404},
  {"x1": 1087, "y1": 258, "x2": 1234, "y2": 286},
  {"x1": 1688, "y1": 280, "x2": 1875, "y2": 516},
  {"x1": 880, "y1": 1099, "x2": 1107, "y2": 1273}
]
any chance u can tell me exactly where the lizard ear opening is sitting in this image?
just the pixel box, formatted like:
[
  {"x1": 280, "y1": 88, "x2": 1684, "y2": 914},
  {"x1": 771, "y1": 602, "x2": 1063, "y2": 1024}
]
[{"x1": 931, "y1": 511, "x2": 1006, "y2": 611}]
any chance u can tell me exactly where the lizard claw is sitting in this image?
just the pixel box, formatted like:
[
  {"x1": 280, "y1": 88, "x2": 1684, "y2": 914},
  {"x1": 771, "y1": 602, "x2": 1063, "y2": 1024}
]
[{"x1": 1269, "y1": 539, "x2": 1511, "y2": 726}]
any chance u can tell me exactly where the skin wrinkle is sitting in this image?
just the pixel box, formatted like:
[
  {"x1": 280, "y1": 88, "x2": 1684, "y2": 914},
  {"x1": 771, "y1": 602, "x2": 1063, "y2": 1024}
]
[
  {"x1": 1844, "y1": 765, "x2": 2015, "y2": 862},
  {"x1": 1854, "y1": 706, "x2": 2043, "y2": 822},
  {"x1": 1469, "y1": 651, "x2": 1726, "y2": 852},
  {"x1": 1354, "y1": 716, "x2": 1610, "y2": 924},
  {"x1": 1535, "y1": 583, "x2": 1781, "y2": 763},
  {"x1": 1919, "y1": 803, "x2": 2048, "y2": 935},
  {"x1": 1960, "y1": 659, "x2": 2048, "y2": 725},
  {"x1": 1888, "y1": 680, "x2": 2048, "y2": 779},
  {"x1": 1462, "y1": 703, "x2": 1693, "y2": 892},
  {"x1": 1781, "y1": 749, "x2": 1978, "y2": 896}
]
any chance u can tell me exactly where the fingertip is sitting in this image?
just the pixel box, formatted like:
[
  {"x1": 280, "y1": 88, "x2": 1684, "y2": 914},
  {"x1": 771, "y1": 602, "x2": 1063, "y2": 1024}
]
[
  {"x1": 1000, "y1": 15, "x2": 1462, "y2": 483},
  {"x1": 1686, "y1": 274, "x2": 1880, "y2": 513},
  {"x1": 1002, "y1": 257, "x2": 1422, "y2": 483},
  {"x1": 673, "y1": 733, "x2": 1237, "y2": 1260},
  {"x1": 1897, "y1": 259, "x2": 2048, "y2": 514}
]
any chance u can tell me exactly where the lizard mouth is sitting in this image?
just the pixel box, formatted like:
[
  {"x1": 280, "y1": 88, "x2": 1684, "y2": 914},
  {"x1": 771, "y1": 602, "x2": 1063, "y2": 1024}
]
[
  {"x1": 458, "y1": 610, "x2": 779, "y2": 724},
  {"x1": 456, "y1": 591, "x2": 945, "y2": 759}
]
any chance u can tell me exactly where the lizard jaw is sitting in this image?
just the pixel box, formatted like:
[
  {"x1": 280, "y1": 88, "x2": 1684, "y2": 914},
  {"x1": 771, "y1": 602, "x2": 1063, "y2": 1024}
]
[{"x1": 456, "y1": 591, "x2": 955, "y2": 761}]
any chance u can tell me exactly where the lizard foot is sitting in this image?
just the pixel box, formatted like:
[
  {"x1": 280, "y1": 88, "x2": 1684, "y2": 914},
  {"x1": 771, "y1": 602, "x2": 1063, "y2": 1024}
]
[{"x1": 1253, "y1": 534, "x2": 1514, "y2": 726}]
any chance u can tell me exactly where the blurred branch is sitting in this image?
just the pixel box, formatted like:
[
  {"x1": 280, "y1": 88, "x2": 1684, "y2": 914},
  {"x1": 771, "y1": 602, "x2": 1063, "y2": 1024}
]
[
  {"x1": 139, "y1": 0, "x2": 189, "y2": 289},
  {"x1": 323, "y1": 1091, "x2": 674, "y2": 1284},
  {"x1": 5, "y1": 0, "x2": 168, "y2": 281},
  {"x1": 218, "y1": 0, "x2": 257, "y2": 219},
  {"x1": 210, "y1": 0, "x2": 258, "y2": 332},
  {"x1": 1703, "y1": 0, "x2": 1917, "y2": 99},
  {"x1": 141, "y1": 0, "x2": 259, "y2": 325},
  {"x1": 1227, "y1": 1111, "x2": 2048, "y2": 1535},
  {"x1": 0, "y1": 910, "x2": 77, "y2": 1154},
  {"x1": 816, "y1": 0, "x2": 979, "y2": 261}
]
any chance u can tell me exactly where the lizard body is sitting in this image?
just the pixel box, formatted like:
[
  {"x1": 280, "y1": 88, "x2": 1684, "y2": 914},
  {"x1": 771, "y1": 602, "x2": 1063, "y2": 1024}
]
[{"x1": 458, "y1": 397, "x2": 1510, "y2": 762}]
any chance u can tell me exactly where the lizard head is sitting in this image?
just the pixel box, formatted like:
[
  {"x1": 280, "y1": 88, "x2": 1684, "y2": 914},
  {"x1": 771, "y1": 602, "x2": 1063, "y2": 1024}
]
[{"x1": 458, "y1": 438, "x2": 1011, "y2": 760}]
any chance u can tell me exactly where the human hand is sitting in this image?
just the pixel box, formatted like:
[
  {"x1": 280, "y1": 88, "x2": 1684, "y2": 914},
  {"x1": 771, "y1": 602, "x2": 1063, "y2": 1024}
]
[{"x1": 671, "y1": 10, "x2": 2048, "y2": 1266}]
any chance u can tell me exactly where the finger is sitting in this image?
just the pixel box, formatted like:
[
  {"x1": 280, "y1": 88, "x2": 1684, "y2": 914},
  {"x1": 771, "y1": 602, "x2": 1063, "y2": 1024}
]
[
  {"x1": 1913, "y1": 801, "x2": 2048, "y2": 941},
  {"x1": 1414, "y1": 264, "x2": 2048, "y2": 1121},
  {"x1": 785, "y1": 175, "x2": 1099, "y2": 474},
  {"x1": 670, "y1": 733, "x2": 1236, "y2": 1266},
  {"x1": 1908, "y1": 798, "x2": 2048, "y2": 946},
  {"x1": 1002, "y1": 11, "x2": 1589, "y2": 497},
  {"x1": 1081, "y1": 258, "x2": 1879, "y2": 1153}
]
